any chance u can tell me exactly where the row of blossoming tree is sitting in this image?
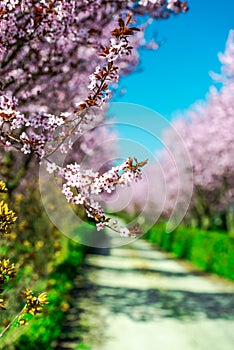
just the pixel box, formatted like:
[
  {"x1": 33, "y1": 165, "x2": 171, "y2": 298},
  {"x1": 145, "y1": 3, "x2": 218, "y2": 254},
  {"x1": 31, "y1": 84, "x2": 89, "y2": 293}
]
[
  {"x1": 0, "y1": 0, "x2": 188, "y2": 336},
  {"x1": 129, "y1": 29, "x2": 234, "y2": 233}
]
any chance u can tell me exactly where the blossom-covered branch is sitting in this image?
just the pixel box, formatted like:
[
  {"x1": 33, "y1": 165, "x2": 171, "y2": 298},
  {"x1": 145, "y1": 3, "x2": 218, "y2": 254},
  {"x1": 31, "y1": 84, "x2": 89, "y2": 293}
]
[{"x1": 1, "y1": 14, "x2": 149, "y2": 237}]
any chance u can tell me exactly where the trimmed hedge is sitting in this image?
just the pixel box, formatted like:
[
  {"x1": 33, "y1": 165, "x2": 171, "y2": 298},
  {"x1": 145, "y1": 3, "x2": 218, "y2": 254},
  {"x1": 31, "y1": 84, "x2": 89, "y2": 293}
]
[{"x1": 145, "y1": 224, "x2": 234, "y2": 280}]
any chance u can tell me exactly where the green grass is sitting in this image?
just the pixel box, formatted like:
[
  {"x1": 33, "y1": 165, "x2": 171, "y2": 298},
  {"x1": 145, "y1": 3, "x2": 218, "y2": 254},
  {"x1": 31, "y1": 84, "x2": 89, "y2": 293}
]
[{"x1": 145, "y1": 223, "x2": 234, "y2": 280}]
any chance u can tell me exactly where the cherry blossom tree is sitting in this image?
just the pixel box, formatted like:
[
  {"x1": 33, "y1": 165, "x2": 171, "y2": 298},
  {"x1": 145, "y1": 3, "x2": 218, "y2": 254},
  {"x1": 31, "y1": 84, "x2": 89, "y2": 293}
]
[
  {"x1": 0, "y1": 0, "x2": 188, "y2": 113},
  {"x1": 172, "y1": 30, "x2": 234, "y2": 230},
  {"x1": 0, "y1": 1, "x2": 188, "y2": 236},
  {"x1": 129, "y1": 29, "x2": 234, "y2": 232}
]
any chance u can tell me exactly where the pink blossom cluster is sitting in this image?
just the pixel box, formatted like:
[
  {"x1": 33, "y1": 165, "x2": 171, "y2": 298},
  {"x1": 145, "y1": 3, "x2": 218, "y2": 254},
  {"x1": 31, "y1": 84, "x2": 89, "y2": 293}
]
[
  {"x1": 211, "y1": 30, "x2": 234, "y2": 84},
  {"x1": 0, "y1": 95, "x2": 24, "y2": 129},
  {"x1": 77, "y1": 15, "x2": 142, "y2": 111},
  {"x1": 102, "y1": 38, "x2": 134, "y2": 63},
  {"x1": 138, "y1": 0, "x2": 188, "y2": 15},
  {"x1": 0, "y1": 94, "x2": 67, "y2": 157},
  {"x1": 90, "y1": 159, "x2": 142, "y2": 195},
  {"x1": 96, "y1": 220, "x2": 133, "y2": 238},
  {"x1": 47, "y1": 157, "x2": 144, "y2": 233}
]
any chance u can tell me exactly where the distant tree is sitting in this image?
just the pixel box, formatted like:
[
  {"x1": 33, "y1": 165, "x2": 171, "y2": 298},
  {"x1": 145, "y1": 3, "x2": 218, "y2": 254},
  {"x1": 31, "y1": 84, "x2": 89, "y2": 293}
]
[{"x1": 129, "y1": 30, "x2": 234, "y2": 232}]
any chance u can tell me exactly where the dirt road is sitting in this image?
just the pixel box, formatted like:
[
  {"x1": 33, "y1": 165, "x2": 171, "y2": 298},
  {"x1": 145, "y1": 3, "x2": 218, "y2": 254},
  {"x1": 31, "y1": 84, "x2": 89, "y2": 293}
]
[{"x1": 55, "y1": 239, "x2": 234, "y2": 350}]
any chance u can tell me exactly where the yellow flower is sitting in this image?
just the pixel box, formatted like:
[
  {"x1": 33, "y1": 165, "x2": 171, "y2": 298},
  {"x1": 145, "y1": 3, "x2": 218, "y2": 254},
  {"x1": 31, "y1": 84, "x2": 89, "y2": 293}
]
[
  {"x1": 18, "y1": 220, "x2": 28, "y2": 231},
  {"x1": 38, "y1": 292, "x2": 48, "y2": 305},
  {"x1": 48, "y1": 279, "x2": 56, "y2": 286},
  {"x1": 32, "y1": 273, "x2": 39, "y2": 280},
  {"x1": 0, "y1": 298, "x2": 6, "y2": 310},
  {"x1": 15, "y1": 193, "x2": 23, "y2": 202},
  {"x1": 0, "y1": 259, "x2": 16, "y2": 284},
  {"x1": 21, "y1": 288, "x2": 32, "y2": 299},
  {"x1": 9, "y1": 232, "x2": 17, "y2": 240},
  {"x1": 0, "y1": 181, "x2": 7, "y2": 193},
  {"x1": 61, "y1": 301, "x2": 70, "y2": 312},
  {"x1": 21, "y1": 289, "x2": 48, "y2": 315},
  {"x1": 18, "y1": 314, "x2": 28, "y2": 325},
  {"x1": 36, "y1": 241, "x2": 44, "y2": 248},
  {"x1": 53, "y1": 242, "x2": 60, "y2": 249},
  {"x1": 0, "y1": 201, "x2": 17, "y2": 236},
  {"x1": 23, "y1": 240, "x2": 31, "y2": 247}
]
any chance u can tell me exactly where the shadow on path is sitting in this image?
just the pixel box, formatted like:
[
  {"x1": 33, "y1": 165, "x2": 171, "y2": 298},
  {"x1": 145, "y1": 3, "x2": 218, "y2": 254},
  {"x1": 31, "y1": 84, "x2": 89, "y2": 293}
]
[
  {"x1": 76, "y1": 266, "x2": 234, "y2": 322},
  {"x1": 83, "y1": 262, "x2": 208, "y2": 278}
]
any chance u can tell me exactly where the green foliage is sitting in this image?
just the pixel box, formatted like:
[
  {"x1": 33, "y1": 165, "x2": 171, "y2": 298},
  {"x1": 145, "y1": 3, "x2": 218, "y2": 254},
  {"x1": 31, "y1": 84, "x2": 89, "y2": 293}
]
[
  {"x1": 0, "y1": 183, "x2": 64, "y2": 334},
  {"x1": 171, "y1": 227, "x2": 195, "y2": 258},
  {"x1": 74, "y1": 343, "x2": 92, "y2": 350},
  {"x1": 0, "y1": 178, "x2": 89, "y2": 349},
  {"x1": 12, "y1": 239, "x2": 86, "y2": 350},
  {"x1": 146, "y1": 223, "x2": 234, "y2": 280}
]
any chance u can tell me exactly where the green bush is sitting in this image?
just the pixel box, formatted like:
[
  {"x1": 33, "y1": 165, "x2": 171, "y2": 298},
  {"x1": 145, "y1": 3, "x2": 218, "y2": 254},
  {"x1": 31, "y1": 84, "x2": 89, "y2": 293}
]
[
  {"x1": 146, "y1": 224, "x2": 234, "y2": 280},
  {"x1": 171, "y1": 227, "x2": 195, "y2": 258},
  {"x1": 144, "y1": 222, "x2": 165, "y2": 246},
  {"x1": 15, "y1": 239, "x2": 86, "y2": 350},
  {"x1": 1, "y1": 238, "x2": 87, "y2": 350}
]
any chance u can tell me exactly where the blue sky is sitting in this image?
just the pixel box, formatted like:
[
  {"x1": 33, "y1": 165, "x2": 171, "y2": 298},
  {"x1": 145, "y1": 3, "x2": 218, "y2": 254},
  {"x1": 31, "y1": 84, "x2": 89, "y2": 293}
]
[{"x1": 115, "y1": 0, "x2": 234, "y2": 120}]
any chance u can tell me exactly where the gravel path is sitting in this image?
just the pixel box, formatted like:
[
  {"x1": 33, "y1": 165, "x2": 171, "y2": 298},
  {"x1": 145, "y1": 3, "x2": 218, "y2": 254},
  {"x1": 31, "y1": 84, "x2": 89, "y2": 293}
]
[{"x1": 55, "y1": 239, "x2": 234, "y2": 350}]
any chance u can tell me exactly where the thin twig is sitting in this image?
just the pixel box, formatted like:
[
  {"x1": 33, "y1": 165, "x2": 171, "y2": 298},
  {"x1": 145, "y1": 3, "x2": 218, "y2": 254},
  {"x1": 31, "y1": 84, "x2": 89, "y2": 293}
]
[{"x1": 0, "y1": 306, "x2": 25, "y2": 338}]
